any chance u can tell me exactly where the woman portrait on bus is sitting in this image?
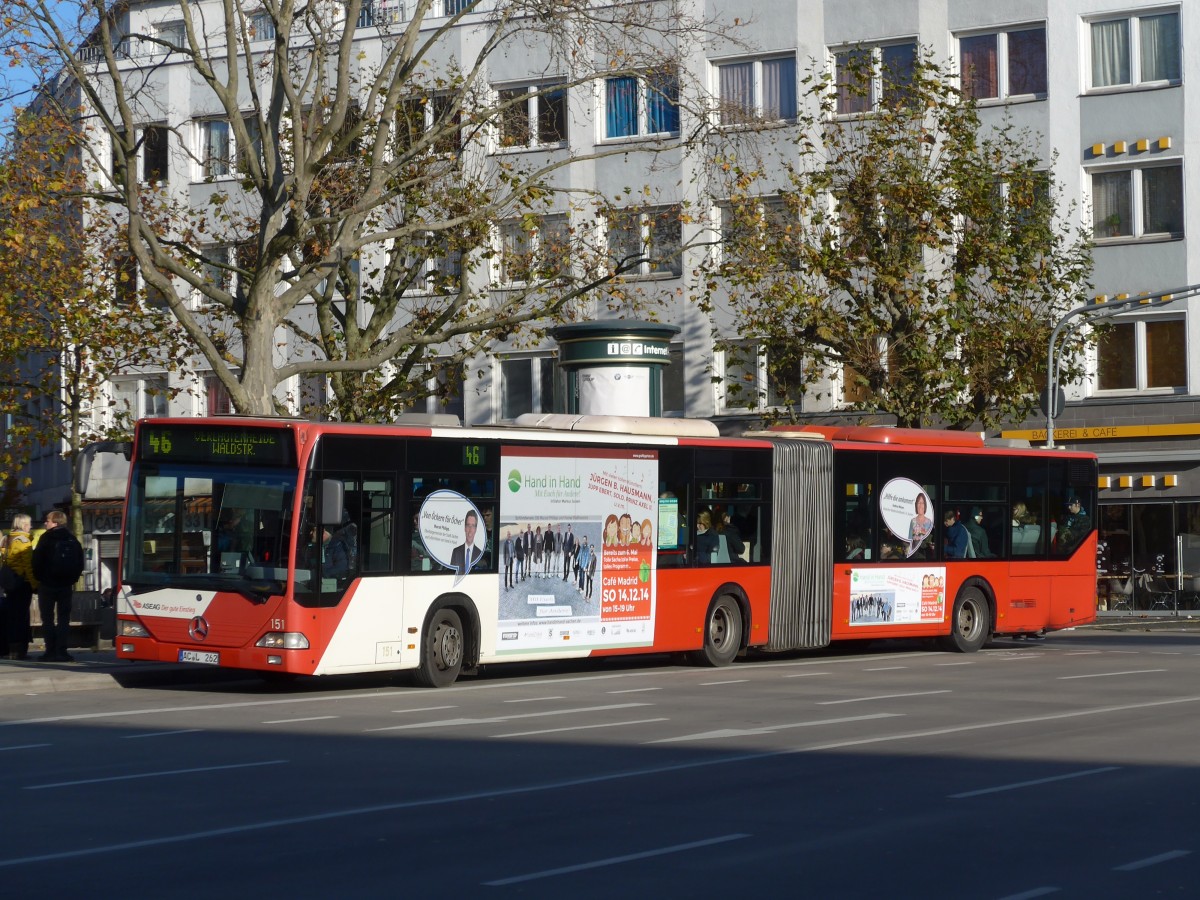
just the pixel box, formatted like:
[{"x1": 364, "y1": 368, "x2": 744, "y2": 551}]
[
  {"x1": 908, "y1": 493, "x2": 932, "y2": 554},
  {"x1": 604, "y1": 514, "x2": 619, "y2": 546},
  {"x1": 641, "y1": 519, "x2": 654, "y2": 548},
  {"x1": 630, "y1": 520, "x2": 642, "y2": 546}
]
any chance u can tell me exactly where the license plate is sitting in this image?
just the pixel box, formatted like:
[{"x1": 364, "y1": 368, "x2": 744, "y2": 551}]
[{"x1": 178, "y1": 650, "x2": 220, "y2": 665}]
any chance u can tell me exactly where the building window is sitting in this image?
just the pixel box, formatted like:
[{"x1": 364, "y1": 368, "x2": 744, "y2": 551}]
[
  {"x1": 834, "y1": 41, "x2": 917, "y2": 114},
  {"x1": 1092, "y1": 164, "x2": 1183, "y2": 240},
  {"x1": 199, "y1": 119, "x2": 232, "y2": 178},
  {"x1": 154, "y1": 21, "x2": 185, "y2": 49},
  {"x1": 357, "y1": 1, "x2": 404, "y2": 28},
  {"x1": 607, "y1": 205, "x2": 682, "y2": 278},
  {"x1": 497, "y1": 84, "x2": 566, "y2": 149},
  {"x1": 395, "y1": 94, "x2": 462, "y2": 155},
  {"x1": 113, "y1": 376, "x2": 169, "y2": 420},
  {"x1": 604, "y1": 71, "x2": 679, "y2": 139},
  {"x1": 716, "y1": 55, "x2": 797, "y2": 124},
  {"x1": 1090, "y1": 12, "x2": 1180, "y2": 90},
  {"x1": 249, "y1": 11, "x2": 277, "y2": 39},
  {"x1": 443, "y1": 0, "x2": 473, "y2": 14},
  {"x1": 497, "y1": 214, "x2": 569, "y2": 284},
  {"x1": 720, "y1": 196, "x2": 799, "y2": 269},
  {"x1": 204, "y1": 374, "x2": 233, "y2": 415},
  {"x1": 719, "y1": 341, "x2": 804, "y2": 411},
  {"x1": 1096, "y1": 317, "x2": 1186, "y2": 392},
  {"x1": 501, "y1": 356, "x2": 558, "y2": 420},
  {"x1": 958, "y1": 26, "x2": 1046, "y2": 100},
  {"x1": 298, "y1": 374, "x2": 328, "y2": 419},
  {"x1": 140, "y1": 125, "x2": 170, "y2": 183}
]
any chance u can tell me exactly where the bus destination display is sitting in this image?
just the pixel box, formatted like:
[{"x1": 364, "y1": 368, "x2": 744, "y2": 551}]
[{"x1": 140, "y1": 426, "x2": 296, "y2": 466}]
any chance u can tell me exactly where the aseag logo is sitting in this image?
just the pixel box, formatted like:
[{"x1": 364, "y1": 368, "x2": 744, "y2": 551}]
[{"x1": 507, "y1": 469, "x2": 523, "y2": 493}]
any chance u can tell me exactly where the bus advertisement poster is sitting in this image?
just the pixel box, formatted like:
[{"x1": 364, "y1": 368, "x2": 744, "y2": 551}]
[
  {"x1": 497, "y1": 446, "x2": 658, "y2": 653},
  {"x1": 848, "y1": 566, "x2": 947, "y2": 626}
]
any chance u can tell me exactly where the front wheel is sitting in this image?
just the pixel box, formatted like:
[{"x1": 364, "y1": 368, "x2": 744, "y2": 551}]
[
  {"x1": 414, "y1": 608, "x2": 465, "y2": 687},
  {"x1": 942, "y1": 585, "x2": 990, "y2": 653},
  {"x1": 688, "y1": 596, "x2": 743, "y2": 667}
]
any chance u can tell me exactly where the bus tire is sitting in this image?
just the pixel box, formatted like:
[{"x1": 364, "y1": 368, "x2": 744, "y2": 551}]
[
  {"x1": 688, "y1": 595, "x2": 743, "y2": 667},
  {"x1": 943, "y1": 585, "x2": 990, "y2": 653},
  {"x1": 414, "y1": 608, "x2": 464, "y2": 688}
]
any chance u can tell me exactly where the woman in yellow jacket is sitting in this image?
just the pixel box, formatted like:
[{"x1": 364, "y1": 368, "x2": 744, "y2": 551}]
[{"x1": 3, "y1": 514, "x2": 36, "y2": 660}]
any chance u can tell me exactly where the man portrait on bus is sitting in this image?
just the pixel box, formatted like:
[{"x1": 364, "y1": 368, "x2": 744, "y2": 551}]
[
  {"x1": 451, "y1": 509, "x2": 485, "y2": 573},
  {"x1": 502, "y1": 529, "x2": 516, "y2": 589},
  {"x1": 943, "y1": 509, "x2": 970, "y2": 559}
]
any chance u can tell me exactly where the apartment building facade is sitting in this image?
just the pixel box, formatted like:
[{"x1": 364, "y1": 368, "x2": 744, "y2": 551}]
[{"x1": 19, "y1": 0, "x2": 1198, "y2": 612}]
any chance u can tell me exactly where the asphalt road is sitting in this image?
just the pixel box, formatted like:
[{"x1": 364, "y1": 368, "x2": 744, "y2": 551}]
[{"x1": 2, "y1": 629, "x2": 1199, "y2": 898}]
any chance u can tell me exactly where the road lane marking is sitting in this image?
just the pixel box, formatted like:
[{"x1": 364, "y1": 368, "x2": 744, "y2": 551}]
[
  {"x1": 483, "y1": 834, "x2": 750, "y2": 885},
  {"x1": 1057, "y1": 669, "x2": 1166, "y2": 680},
  {"x1": 0, "y1": 744, "x2": 51, "y2": 752},
  {"x1": 495, "y1": 717, "x2": 668, "y2": 738},
  {"x1": 392, "y1": 706, "x2": 457, "y2": 714},
  {"x1": 262, "y1": 716, "x2": 339, "y2": 724},
  {"x1": 363, "y1": 703, "x2": 651, "y2": 733},
  {"x1": 699, "y1": 680, "x2": 748, "y2": 686},
  {"x1": 949, "y1": 766, "x2": 1119, "y2": 799},
  {"x1": 818, "y1": 690, "x2": 951, "y2": 705},
  {"x1": 504, "y1": 696, "x2": 565, "y2": 703},
  {"x1": 121, "y1": 730, "x2": 202, "y2": 739},
  {"x1": 647, "y1": 713, "x2": 901, "y2": 744},
  {"x1": 26, "y1": 759, "x2": 288, "y2": 790},
  {"x1": 4, "y1": 696, "x2": 1200, "y2": 868},
  {"x1": 936, "y1": 662, "x2": 973, "y2": 667},
  {"x1": 1113, "y1": 850, "x2": 1190, "y2": 871},
  {"x1": 607, "y1": 687, "x2": 662, "y2": 693},
  {"x1": 997, "y1": 888, "x2": 1060, "y2": 899},
  {"x1": 865, "y1": 666, "x2": 907, "y2": 671},
  {"x1": 783, "y1": 672, "x2": 831, "y2": 677}
]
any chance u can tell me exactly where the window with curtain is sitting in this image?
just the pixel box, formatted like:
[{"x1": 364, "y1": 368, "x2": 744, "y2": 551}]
[
  {"x1": 959, "y1": 26, "x2": 1046, "y2": 100},
  {"x1": 716, "y1": 56, "x2": 796, "y2": 124},
  {"x1": 1090, "y1": 12, "x2": 1179, "y2": 89},
  {"x1": 605, "y1": 73, "x2": 678, "y2": 139},
  {"x1": 200, "y1": 119, "x2": 231, "y2": 178},
  {"x1": 205, "y1": 375, "x2": 233, "y2": 415},
  {"x1": 834, "y1": 42, "x2": 916, "y2": 113},
  {"x1": 1092, "y1": 165, "x2": 1183, "y2": 240}
]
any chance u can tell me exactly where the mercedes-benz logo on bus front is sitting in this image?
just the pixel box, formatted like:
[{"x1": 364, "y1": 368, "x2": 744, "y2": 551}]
[{"x1": 189, "y1": 616, "x2": 210, "y2": 642}]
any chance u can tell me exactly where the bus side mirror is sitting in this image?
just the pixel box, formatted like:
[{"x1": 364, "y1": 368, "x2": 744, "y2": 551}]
[{"x1": 320, "y1": 480, "x2": 344, "y2": 527}]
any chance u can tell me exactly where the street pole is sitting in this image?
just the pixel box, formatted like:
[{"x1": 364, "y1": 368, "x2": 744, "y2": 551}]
[{"x1": 1044, "y1": 285, "x2": 1200, "y2": 449}]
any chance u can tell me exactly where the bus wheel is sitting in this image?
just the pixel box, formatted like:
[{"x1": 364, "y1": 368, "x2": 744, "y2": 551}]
[
  {"x1": 688, "y1": 596, "x2": 743, "y2": 667},
  {"x1": 943, "y1": 586, "x2": 989, "y2": 653},
  {"x1": 415, "y1": 609, "x2": 464, "y2": 688}
]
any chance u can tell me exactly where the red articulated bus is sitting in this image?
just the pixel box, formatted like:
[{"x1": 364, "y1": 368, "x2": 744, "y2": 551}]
[{"x1": 113, "y1": 414, "x2": 1097, "y2": 685}]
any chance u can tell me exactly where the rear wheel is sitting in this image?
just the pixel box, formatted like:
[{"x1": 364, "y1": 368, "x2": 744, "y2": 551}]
[
  {"x1": 414, "y1": 608, "x2": 464, "y2": 687},
  {"x1": 942, "y1": 585, "x2": 990, "y2": 653},
  {"x1": 688, "y1": 596, "x2": 743, "y2": 667}
]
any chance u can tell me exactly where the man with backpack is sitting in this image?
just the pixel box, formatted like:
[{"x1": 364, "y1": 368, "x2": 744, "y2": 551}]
[{"x1": 31, "y1": 510, "x2": 85, "y2": 662}]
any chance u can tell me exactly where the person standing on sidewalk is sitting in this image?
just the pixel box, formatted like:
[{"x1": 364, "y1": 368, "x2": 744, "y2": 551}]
[
  {"x1": 31, "y1": 510, "x2": 85, "y2": 663},
  {"x1": 2, "y1": 514, "x2": 36, "y2": 660}
]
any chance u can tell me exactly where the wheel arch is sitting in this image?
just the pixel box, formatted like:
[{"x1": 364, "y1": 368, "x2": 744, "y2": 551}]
[
  {"x1": 956, "y1": 576, "x2": 997, "y2": 635},
  {"x1": 708, "y1": 581, "x2": 752, "y2": 652},
  {"x1": 424, "y1": 592, "x2": 481, "y2": 669}
]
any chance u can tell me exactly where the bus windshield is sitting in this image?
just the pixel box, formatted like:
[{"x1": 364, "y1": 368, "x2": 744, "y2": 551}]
[{"x1": 122, "y1": 462, "x2": 298, "y2": 597}]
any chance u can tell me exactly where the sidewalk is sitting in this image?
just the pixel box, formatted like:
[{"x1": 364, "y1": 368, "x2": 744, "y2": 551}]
[{"x1": 3, "y1": 619, "x2": 1199, "y2": 697}]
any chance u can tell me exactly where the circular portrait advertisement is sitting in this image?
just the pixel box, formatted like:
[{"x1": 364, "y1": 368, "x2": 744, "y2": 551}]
[
  {"x1": 879, "y1": 477, "x2": 934, "y2": 558},
  {"x1": 418, "y1": 489, "x2": 486, "y2": 583}
]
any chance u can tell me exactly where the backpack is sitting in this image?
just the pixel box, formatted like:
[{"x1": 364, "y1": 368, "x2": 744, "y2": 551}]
[{"x1": 43, "y1": 530, "x2": 86, "y2": 585}]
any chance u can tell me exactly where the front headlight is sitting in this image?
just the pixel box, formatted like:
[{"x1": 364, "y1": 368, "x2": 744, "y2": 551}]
[
  {"x1": 119, "y1": 620, "x2": 150, "y2": 638},
  {"x1": 256, "y1": 632, "x2": 310, "y2": 650}
]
